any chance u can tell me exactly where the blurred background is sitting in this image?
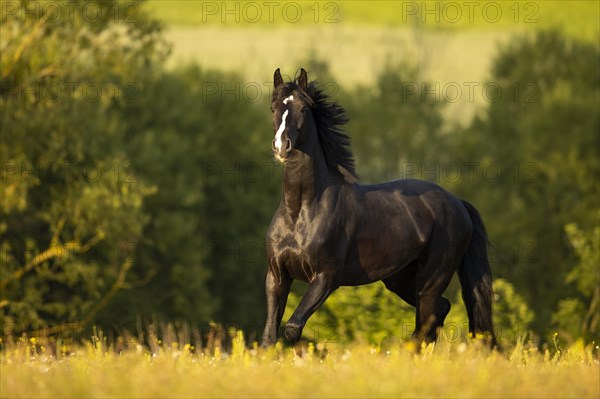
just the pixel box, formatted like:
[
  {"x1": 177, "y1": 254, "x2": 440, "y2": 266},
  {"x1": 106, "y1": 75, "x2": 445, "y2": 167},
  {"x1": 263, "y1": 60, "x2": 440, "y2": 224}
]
[{"x1": 1, "y1": 0, "x2": 598, "y2": 347}]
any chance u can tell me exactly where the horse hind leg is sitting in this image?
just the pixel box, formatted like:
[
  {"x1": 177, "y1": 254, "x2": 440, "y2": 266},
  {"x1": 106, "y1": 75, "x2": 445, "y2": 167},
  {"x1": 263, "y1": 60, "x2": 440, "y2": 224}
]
[
  {"x1": 382, "y1": 262, "x2": 418, "y2": 306},
  {"x1": 429, "y1": 297, "x2": 452, "y2": 341},
  {"x1": 383, "y1": 261, "x2": 453, "y2": 344},
  {"x1": 414, "y1": 253, "x2": 458, "y2": 344},
  {"x1": 415, "y1": 291, "x2": 453, "y2": 344},
  {"x1": 382, "y1": 263, "x2": 419, "y2": 341}
]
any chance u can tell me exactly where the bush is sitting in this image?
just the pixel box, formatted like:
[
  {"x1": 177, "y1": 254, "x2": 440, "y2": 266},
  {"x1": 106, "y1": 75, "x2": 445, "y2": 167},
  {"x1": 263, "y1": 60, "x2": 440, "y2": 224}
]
[{"x1": 552, "y1": 224, "x2": 600, "y2": 343}]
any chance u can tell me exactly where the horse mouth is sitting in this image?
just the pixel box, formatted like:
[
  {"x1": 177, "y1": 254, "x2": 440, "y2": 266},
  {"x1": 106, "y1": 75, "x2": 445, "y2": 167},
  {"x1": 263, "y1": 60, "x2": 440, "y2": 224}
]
[{"x1": 273, "y1": 152, "x2": 287, "y2": 164}]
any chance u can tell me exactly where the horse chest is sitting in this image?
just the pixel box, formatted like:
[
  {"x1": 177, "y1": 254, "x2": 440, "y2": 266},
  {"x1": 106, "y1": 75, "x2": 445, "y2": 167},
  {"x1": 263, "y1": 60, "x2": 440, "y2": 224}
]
[{"x1": 273, "y1": 219, "x2": 330, "y2": 282}]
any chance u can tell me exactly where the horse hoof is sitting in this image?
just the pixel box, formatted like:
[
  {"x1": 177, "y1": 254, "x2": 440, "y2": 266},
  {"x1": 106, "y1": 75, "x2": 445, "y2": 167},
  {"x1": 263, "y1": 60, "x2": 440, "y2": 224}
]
[{"x1": 284, "y1": 323, "x2": 302, "y2": 343}]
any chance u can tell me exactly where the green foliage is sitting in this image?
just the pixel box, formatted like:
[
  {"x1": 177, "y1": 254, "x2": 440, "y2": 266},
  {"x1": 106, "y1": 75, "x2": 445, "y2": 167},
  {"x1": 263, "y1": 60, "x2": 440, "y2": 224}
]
[
  {"x1": 286, "y1": 278, "x2": 534, "y2": 346},
  {"x1": 344, "y1": 63, "x2": 446, "y2": 183},
  {"x1": 98, "y1": 66, "x2": 279, "y2": 330},
  {"x1": 552, "y1": 224, "x2": 600, "y2": 343},
  {"x1": 492, "y1": 278, "x2": 534, "y2": 343},
  {"x1": 563, "y1": 224, "x2": 600, "y2": 298},
  {"x1": 0, "y1": 0, "x2": 164, "y2": 331},
  {"x1": 285, "y1": 283, "x2": 414, "y2": 345},
  {"x1": 455, "y1": 30, "x2": 600, "y2": 334}
]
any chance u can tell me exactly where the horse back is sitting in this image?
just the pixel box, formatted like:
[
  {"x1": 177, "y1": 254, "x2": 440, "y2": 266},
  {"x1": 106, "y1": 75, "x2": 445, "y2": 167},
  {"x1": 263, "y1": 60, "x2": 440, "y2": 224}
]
[{"x1": 339, "y1": 179, "x2": 471, "y2": 284}]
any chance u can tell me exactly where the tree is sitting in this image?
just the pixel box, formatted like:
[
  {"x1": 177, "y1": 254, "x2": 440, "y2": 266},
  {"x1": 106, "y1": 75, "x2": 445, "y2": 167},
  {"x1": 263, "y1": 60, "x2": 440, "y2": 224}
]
[
  {"x1": 456, "y1": 31, "x2": 600, "y2": 336},
  {"x1": 0, "y1": 0, "x2": 165, "y2": 333},
  {"x1": 99, "y1": 66, "x2": 280, "y2": 334},
  {"x1": 344, "y1": 63, "x2": 446, "y2": 183}
]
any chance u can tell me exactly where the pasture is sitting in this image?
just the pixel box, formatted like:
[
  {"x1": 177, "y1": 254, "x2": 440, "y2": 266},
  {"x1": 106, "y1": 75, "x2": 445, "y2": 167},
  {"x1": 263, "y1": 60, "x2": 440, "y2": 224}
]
[{"x1": 1, "y1": 333, "x2": 599, "y2": 398}]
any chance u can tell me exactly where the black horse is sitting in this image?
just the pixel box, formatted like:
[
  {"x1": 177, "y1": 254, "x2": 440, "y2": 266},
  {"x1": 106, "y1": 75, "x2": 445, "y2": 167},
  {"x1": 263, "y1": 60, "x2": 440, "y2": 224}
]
[{"x1": 261, "y1": 68, "x2": 496, "y2": 348}]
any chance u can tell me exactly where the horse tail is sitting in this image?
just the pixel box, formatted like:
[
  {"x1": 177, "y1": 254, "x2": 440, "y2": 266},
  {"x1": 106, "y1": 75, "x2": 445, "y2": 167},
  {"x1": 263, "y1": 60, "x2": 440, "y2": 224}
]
[{"x1": 458, "y1": 200, "x2": 497, "y2": 347}]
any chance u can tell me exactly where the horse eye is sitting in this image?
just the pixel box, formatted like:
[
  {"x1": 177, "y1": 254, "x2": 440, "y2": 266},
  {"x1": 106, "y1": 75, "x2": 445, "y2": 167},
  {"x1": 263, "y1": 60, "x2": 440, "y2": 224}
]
[{"x1": 301, "y1": 106, "x2": 308, "y2": 112}]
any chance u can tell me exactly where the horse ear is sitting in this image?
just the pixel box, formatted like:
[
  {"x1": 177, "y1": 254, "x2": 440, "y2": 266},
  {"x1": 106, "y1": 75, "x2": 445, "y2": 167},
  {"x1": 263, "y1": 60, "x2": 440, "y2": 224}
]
[
  {"x1": 298, "y1": 68, "x2": 308, "y2": 91},
  {"x1": 274, "y1": 68, "x2": 283, "y2": 89}
]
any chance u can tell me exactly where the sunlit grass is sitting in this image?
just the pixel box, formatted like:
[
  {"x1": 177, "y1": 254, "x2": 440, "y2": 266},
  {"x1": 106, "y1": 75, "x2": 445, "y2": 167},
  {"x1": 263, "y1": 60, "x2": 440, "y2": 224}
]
[{"x1": 1, "y1": 330, "x2": 598, "y2": 398}]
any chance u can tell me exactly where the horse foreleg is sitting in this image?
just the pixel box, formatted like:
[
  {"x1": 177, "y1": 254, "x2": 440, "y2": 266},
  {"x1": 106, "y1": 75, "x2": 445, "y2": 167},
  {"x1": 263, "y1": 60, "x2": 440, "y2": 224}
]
[
  {"x1": 261, "y1": 269, "x2": 292, "y2": 347},
  {"x1": 285, "y1": 273, "x2": 334, "y2": 343}
]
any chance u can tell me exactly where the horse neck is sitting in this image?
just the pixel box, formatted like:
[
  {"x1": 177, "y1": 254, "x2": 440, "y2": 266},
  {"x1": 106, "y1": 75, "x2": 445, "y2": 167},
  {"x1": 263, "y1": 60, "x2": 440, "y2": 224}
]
[{"x1": 281, "y1": 137, "x2": 343, "y2": 221}]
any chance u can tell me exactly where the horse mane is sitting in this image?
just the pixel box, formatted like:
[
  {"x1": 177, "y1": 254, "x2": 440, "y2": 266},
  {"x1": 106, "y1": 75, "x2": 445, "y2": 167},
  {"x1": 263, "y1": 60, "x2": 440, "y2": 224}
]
[{"x1": 274, "y1": 74, "x2": 357, "y2": 182}]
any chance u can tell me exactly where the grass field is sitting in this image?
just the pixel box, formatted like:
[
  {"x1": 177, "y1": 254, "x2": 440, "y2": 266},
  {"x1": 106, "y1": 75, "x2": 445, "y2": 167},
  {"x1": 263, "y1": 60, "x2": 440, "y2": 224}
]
[{"x1": 1, "y1": 332, "x2": 599, "y2": 398}]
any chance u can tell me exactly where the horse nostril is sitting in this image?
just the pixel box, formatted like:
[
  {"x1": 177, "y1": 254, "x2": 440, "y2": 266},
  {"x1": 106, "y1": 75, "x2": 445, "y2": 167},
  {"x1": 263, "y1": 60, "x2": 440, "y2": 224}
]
[
  {"x1": 272, "y1": 140, "x2": 277, "y2": 151},
  {"x1": 285, "y1": 139, "x2": 292, "y2": 152}
]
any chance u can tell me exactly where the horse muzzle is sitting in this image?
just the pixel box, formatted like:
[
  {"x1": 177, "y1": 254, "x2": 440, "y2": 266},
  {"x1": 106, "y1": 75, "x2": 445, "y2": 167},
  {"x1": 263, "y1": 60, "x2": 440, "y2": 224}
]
[{"x1": 272, "y1": 138, "x2": 292, "y2": 161}]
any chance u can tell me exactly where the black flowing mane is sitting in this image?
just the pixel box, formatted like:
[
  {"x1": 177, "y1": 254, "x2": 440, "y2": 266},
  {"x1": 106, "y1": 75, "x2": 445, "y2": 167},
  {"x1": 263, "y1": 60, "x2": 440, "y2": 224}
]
[{"x1": 273, "y1": 75, "x2": 357, "y2": 180}]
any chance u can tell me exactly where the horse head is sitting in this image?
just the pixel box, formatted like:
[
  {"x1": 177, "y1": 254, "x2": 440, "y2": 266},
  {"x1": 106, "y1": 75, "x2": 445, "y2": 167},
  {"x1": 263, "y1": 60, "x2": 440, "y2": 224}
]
[{"x1": 271, "y1": 68, "x2": 316, "y2": 163}]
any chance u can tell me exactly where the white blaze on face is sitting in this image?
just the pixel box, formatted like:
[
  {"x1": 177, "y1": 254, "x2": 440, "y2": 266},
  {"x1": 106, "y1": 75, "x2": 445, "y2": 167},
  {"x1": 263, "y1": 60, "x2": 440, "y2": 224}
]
[
  {"x1": 274, "y1": 95, "x2": 294, "y2": 152},
  {"x1": 283, "y1": 95, "x2": 294, "y2": 105}
]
